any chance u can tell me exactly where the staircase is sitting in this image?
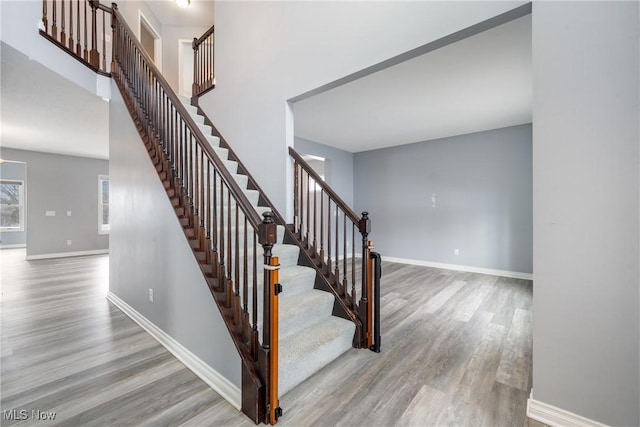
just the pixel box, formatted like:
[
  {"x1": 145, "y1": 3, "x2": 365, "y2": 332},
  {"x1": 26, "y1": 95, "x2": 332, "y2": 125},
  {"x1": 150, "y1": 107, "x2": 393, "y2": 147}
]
[
  {"x1": 38, "y1": 1, "x2": 380, "y2": 424},
  {"x1": 177, "y1": 96, "x2": 356, "y2": 396}
]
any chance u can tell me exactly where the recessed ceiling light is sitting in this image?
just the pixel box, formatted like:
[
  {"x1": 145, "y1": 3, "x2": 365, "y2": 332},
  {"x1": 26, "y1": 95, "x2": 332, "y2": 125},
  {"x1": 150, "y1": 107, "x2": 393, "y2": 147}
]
[{"x1": 176, "y1": 0, "x2": 190, "y2": 8}]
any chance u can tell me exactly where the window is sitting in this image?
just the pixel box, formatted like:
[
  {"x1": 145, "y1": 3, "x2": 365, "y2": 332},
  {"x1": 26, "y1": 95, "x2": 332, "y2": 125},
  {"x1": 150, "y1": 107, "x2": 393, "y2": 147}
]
[
  {"x1": 0, "y1": 180, "x2": 24, "y2": 232},
  {"x1": 99, "y1": 175, "x2": 109, "y2": 234}
]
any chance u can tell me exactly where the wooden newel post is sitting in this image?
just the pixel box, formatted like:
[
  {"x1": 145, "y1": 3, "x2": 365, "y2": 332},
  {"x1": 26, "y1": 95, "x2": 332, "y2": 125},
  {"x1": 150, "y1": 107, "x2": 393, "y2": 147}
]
[
  {"x1": 358, "y1": 211, "x2": 371, "y2": 348},
  {"x1": 192, "y1": 38, "x2": 199, "y2": 96},
  {"x1": 88, "y1": 0, "x2": 100, "y2": 69},
  {"x1": 258, "y1": 211, "x2": 278, "y2": 423}
]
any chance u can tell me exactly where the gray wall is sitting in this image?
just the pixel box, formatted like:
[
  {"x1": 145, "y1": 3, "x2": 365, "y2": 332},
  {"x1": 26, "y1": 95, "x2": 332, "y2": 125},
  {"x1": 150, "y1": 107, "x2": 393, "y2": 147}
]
[
  {"x1": 294, "y1": 137, "x2": 355, "y2": 207},
  {"x1": 354, "y1": 124, "x2": 532, "y2": 274},
  {"x1": 532, "y1": 2, "x2": 639, "y2": 426},
  {"x1": 0, "y1": 160, "x2": 26, "y2": 247},
  {"x1": 200, "y1": 1, "x2": 526, "y2": 219},
  {"x1": 0, "y1": 148, "x2": 109, "y2": 258},
  {"x1": 108, "y1": 81, "x2": 241, "y2": 388}
]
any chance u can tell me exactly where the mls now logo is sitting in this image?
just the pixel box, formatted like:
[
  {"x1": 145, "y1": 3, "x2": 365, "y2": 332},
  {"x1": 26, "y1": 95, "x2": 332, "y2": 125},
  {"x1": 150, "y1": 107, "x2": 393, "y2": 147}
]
[{"x1": 3, "y1": 409, "x2": 57, "y2": 421}]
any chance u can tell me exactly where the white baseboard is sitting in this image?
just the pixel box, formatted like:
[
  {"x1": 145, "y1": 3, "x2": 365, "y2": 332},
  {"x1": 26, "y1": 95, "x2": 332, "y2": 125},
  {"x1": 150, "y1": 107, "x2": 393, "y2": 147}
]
[
  {"x1": 26, "y1": 249, "x2": 109, "y2": 260},
  {"x1": 527, "y1": 393, "x2": 609, "y2": 427},
  {"x1": 106, "y1": 291, "x2": 242, "y2": 410},
  {"x1": 381, "y1": 256, "x2": 533, "y2": 280},
  {"x1": 0, "y1": 244, "x2": 26, "y2": 249}
]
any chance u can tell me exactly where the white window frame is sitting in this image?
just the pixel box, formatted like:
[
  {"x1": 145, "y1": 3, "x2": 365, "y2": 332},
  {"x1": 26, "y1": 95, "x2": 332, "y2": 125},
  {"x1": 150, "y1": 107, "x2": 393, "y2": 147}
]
[
  {"x1": 98, "y1": 175, "x2": 110, "y2": 235},
  {"x1": 0, "y1": 180, "x2": 25, "y2": 232}
]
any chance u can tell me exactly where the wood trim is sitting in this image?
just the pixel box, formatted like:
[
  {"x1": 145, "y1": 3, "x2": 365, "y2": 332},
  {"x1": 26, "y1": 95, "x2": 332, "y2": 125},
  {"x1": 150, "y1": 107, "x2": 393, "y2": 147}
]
[
  {"x1": 106, "y1": 291, "x2": 242, "y2": 410},
  {"x1": 25, "y1": 249, "x2": 109, "y2": 260},
  {"x1": 381, "y1": 256, "x2": 533, "y2": 280},
  {"x1": 527, "y1": 393, "x2": 610, "y2": 427}
]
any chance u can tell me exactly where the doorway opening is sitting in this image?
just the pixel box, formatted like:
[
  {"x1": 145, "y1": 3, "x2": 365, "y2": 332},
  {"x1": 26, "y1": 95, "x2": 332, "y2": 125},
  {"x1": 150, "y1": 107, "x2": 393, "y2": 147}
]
[
  {"x1": 178, "y1": 39, "x2": 194, "y2": 98},
  {"x1": 138, "y1": 12, "x2": 162, "y2": 70}
]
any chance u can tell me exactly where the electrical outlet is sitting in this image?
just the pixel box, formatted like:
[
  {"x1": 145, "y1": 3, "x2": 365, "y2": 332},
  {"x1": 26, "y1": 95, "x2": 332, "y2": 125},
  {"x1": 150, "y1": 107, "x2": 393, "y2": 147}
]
[
  {"x1": 149, "y1": 288, "x2": 154, "y2": 303},
  {"x1": 67, "y1": 211, "x2": 72, "y2": 216},
  {"x1": 454, "y1": 248, "x2": 459, "y2": 256},
  {"x1": 67, "y1": 240, "x2": 72, "y2": 246}
]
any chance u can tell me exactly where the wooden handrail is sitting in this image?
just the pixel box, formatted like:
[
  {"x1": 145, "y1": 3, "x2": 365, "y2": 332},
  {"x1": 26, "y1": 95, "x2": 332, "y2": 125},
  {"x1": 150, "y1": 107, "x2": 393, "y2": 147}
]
[
  {"x1": 192, "y1": 24, "x2": 215, "y2": 97},
  {"x1": 194, "y1": 25, "x2": 214, "y2": 48},
  {"x1": 289, "y1": 146, "x2": 377, "y2": 349},
  {"x1": 111, "y1": 6, "x2": 261, "y2": 230},
  {"x1": 288, "y1": 147, "x2": 361, "y2": 229}
]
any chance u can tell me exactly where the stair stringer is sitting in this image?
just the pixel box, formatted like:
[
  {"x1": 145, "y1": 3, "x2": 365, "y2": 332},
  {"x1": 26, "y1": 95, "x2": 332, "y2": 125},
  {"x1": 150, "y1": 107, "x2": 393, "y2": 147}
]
[{"x1": 111, "y1": 75, "x2": 267, "y2": 424}]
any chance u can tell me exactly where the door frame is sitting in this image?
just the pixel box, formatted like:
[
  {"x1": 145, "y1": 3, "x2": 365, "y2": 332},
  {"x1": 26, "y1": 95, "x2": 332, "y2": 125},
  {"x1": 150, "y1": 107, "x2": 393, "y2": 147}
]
[{"x1": 138, "y1": 10, "x2": 162, "y2": 72}]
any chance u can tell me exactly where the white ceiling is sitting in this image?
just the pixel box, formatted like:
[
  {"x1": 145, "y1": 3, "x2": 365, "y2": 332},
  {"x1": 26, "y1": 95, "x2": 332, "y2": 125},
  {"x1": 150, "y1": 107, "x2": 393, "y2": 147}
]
[
  {"x1": 145, "y1": 0, "x2": 214, "y2": 28},
  {"x1": 1, "y1": 43, "x2": 109, "y2": 159},
  {"x1": 293, "y1": 15, "x2": 532, "y2": 153}
]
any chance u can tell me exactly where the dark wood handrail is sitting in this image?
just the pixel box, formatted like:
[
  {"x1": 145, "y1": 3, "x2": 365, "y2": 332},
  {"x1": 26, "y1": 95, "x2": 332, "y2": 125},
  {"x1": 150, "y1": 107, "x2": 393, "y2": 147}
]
[
  {"x1": 289, "y1": 146, "x2": 377, "y2": 349},
  {"x1": 112, "y1": 5, "x2": 261, "y2": 230},
  {"x1": 95, "y1": 2, "x2": 111, "y2": 12},
  {"x1": 289, "y1": 146, "x2": 361, "y2": 228},
  {"x1": 194, "y1": 24, "x2": 214, "y2": 48},
  {"x1": 192, "y1": 24, "x2": 215, "y2": 97}
]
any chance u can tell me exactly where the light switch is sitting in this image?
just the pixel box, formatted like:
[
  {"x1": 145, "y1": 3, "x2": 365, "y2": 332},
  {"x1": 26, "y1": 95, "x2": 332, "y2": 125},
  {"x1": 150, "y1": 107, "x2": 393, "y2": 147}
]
[
  {"x1": 67, "y1": 211, "x2": 72, "y2": 217},
  {"x1": 45, "y1": 211, "x2": 56, "y2": 217}
]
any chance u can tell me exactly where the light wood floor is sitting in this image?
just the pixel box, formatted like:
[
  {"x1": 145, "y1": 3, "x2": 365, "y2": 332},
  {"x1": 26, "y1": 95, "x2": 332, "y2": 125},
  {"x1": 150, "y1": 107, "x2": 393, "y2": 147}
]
[{"x1": 1, "y1": 249, "x2": 544, "y2": 426}]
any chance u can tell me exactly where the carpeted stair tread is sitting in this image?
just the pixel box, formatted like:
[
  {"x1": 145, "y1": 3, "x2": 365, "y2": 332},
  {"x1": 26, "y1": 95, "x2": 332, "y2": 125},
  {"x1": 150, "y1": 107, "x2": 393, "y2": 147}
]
[
  {"x1": 247, "y1": 264, "x2": 316, "y2": 293},
  {"x1": 279, "y1": 316, "x2": 355, "y2": 395},
  {"x1": 256, "y1": 289, "x2": 335, "y2": 342},
  {"x1": 278, "y1": 290, "x2": 335, "y2": 340}
]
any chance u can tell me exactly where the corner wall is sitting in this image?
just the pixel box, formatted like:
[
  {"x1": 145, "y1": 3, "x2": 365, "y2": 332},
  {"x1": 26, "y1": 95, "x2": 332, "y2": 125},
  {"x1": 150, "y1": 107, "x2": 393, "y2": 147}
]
[
  {"x1": 108, "y1": 81, "x2": 241, "y2": 392},
  {"x1": 531, "y1": 2, "x2": 639, "y2": 425}
]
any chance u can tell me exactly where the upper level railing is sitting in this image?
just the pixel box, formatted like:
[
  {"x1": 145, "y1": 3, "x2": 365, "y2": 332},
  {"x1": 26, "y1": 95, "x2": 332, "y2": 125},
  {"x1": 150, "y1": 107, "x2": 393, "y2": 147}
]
[
  {"x1": 289, "y1": 147, "x2": 377, "y2": 349},
  {"x1": 40, "y1": 0, "x2": 111, "y2": 75},
  {"x1": 192, "y1": 25, "x2": 215, "y2": 97}
]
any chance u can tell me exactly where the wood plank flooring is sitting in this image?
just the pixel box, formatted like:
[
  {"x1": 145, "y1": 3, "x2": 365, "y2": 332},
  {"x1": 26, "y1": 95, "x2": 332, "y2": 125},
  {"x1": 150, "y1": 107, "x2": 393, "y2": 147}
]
[{"x1": 1, "y1": 249, "x2": 545, "y2": 426}]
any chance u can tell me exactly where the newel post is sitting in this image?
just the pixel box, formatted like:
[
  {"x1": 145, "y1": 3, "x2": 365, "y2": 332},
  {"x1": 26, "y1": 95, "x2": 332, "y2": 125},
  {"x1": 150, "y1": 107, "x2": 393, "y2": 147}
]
[
  {"x1": 192, "y1": 37, "x2": 199, "y2": 96},
  {"x1": 88, "y1": 0, "x2": 100, "y2": 69},
  {"x1": 257, "y1": 211, "x2": 277, "y2": 423},
  {"x1": 358, "y1": 211, "x2": 371, "y2": 347}
]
